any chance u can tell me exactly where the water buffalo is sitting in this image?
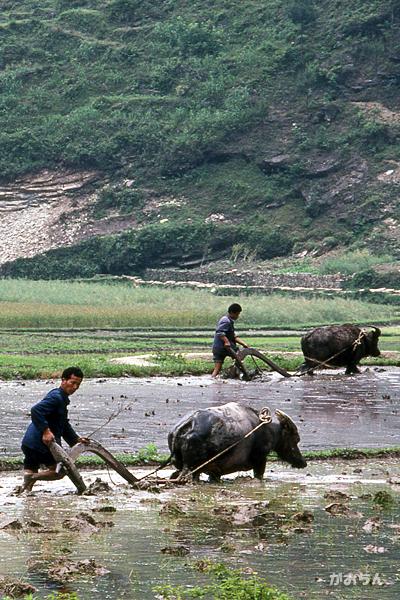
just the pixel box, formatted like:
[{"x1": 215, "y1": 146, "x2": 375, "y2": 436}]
[
  {"x1": 299, "y1": 323, "x2": 381, "y2": 375},
  {"x1": 168, "y1": 402, "x2": 306, "y2": 482}
]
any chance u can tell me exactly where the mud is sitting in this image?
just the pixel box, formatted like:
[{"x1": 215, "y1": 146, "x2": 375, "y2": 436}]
[
  {"x1": 1, "y1": 367, "x2": 399, "y2": 457},
  {"x1": 0, "y1": 459, "x2": 399, "y2": 599}
]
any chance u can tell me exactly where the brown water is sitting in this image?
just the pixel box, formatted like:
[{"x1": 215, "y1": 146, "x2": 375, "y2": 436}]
[
  {"x1": 0, "y1": 459, "x2": 399, "y2": 599},
  {"x1": 2, "y1": 367, "x2": 399, "y2": 457}
]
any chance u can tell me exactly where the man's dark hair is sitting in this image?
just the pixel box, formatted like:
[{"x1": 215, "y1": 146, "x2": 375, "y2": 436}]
[
  {"x1": 228, "y1": 303, "x2": 242, "y2": 314},
  {"x1": 62, "y1": 366, "x2": 84, "y2": 380}
]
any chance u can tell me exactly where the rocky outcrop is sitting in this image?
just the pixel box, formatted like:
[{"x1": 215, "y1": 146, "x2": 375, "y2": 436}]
[
  {"x1": 0, "y1": 169, "x2": 100, "y2": 264},
  {"x1": 0, "y1": 169, "x2": 139, "y2": 265},
  {"x1": 257, "y1": 154, "x2": 292, "y2": 174},
  {"x1": 299, "y1": 158, "x2": 369, "y2": 216}
]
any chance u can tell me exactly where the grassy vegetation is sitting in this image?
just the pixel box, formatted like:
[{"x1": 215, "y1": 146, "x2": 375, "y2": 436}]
[
  {"x1": 2, "y1": 445, "x2": 400, "y2": 472},
  {"x1": 0, "y1": 442, "x2": 169, "y2": 471},
  {"x1": 0, "y1": 279, "x2": 398, "y2": 328},
  {"x1": 0, "y1": 326, "x2": 398, "y2": 380},
  {"x1": 155, "y1": 562, "x2": 292, "y2": 599},
  {"x1": 318, "y1": 250, "x2": 394, "y2": 276},
  {"x1": 0, "y1": 348, "x2": 398, "y2": 381},
  {"x1": 0, "y1": 280, "x2": 398, "y2": 379},
  {"x1": 0, "y1": 351, "x2": 213, "y2": 380},
  {"x1": 303, "y1": 446, "x2": 400, "y2": 460}
]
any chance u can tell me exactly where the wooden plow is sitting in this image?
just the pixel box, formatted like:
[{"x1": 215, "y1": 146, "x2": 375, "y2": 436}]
[
  {"x1": 227, "y1": 347, "x2": 292, "y2": 379},
  {"x1": 47, "y1": 439, "x2": 183, "y2": 493}
]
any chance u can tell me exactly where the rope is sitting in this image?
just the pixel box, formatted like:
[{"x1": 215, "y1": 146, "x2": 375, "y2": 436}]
[
  {"x1": 106, "y1": 463, "x2": 117, "y2": 486},
  {"x1": 183, "y1": 408, "x2": 272, "y2": 479},
  {"x1": 250, "y1": 354, "x2": 262, "y2": 374},
  {"x1": 136, "y1": 456, "x2": 172, "y2": 481},
  {"x1": 352, "y1": 329, "x2": 367, "y2": 350}
]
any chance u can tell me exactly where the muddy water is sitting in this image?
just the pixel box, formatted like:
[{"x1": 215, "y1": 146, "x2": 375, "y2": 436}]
[
  {"x1": 0, "y1": 459, "x2": 399, "y2": 599},
  {"x1": 1, "y1": 368, "x2": 399, "y2": 457}
]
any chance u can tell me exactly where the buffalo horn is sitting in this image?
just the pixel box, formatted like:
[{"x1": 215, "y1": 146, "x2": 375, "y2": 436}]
[
  {"x1": 371, "y1": 325, "x2": 381, "y2": 336},
  {"x1": 259, "y1": 407, "x2": 272, "y2": 423},
  {"x1": 275, "y1": 409, "x2": 298, "y2": 432}
]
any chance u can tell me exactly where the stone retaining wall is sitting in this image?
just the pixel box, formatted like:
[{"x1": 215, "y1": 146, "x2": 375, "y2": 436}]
[{"x1": 144, "y1": 268, "x2": 345, "y2": 290}]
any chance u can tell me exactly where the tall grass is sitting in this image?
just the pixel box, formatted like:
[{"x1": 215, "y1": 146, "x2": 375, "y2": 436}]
[
  {"x1": 319, "y1": 250, "x2": 393, "y2": 275},
  {"x1": 0, "y1": 279, "x2": 396, "y2": 328}
]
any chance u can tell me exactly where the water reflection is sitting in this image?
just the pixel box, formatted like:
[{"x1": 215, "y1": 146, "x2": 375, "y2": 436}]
[{"x1": 1, "y1": 368, "x2": 399, "y2": 456}]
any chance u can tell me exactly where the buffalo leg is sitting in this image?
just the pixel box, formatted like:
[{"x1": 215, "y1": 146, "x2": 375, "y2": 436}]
[
  {"x1": 188, "y1": 468, "x2": 201, "y2": 483},
  {"x1": 166, "y1": 469, "x2": 197, "y2": 482},
  {"x1": 345, "y1": 364, "x2": 361, "y2": 375},
  {"x1": 171, "y1": 467, "x2": 198, "y2": 483},
  {"x1": 299, "y1": 361, "x2": 314, "y2": 375},
  {"x1": 252, "y1": 458, "x2": 267, "y2": 481}
]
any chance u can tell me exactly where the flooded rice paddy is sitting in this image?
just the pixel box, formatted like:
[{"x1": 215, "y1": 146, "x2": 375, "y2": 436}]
[
  {"x1": 0, "y1": 460, "x2": 399, "y2": 599},
  {"x1": 1, "y1": 367, "x2": 399, "y2": 456},
  {"x1": 0, "y1": 368, "x2": 399, "y2": 598}
]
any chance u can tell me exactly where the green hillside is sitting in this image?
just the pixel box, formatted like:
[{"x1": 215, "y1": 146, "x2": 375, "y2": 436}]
[{"x1": 0, "y1": 0, "x2": 399, "y2": 277}]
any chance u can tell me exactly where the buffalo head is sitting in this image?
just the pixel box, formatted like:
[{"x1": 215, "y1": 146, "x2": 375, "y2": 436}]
[
  {"x1": 274, "y1": 409, "x2": 307, "y2": 468},
  {"x1": 365, "y1": 326, "x2": 381, "y2": 357}
]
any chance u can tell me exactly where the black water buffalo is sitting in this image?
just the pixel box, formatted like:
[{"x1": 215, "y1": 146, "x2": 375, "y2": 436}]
[
  {"x1": 299, "y1": 323, "x2": 381, "y2": 375},
  {"x1": 168, "y1": 402, "x2": 306, "y2": 482}
]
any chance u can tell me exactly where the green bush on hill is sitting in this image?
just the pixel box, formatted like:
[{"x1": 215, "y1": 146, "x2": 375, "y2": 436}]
[
  {"x1": 106, "y1": 0, "x2": 168, "y2": 24},
  {"x1": 287, "y1": 0, "x2": 317, "y2": 25},
  {"x1": 0, "y1": 222, "x2": 294, "y2": 279},
  {"x1": 346, "y1": 268, "x2": 400, "y2": 290}
]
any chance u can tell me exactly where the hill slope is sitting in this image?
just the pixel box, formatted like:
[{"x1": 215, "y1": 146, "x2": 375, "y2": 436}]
[{"x1": 0, "y1": 0, "x2": 399, "y2": 277}]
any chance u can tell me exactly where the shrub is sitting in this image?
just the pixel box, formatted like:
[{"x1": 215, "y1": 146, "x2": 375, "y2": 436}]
[
  {"x1": 0, "y1": 220, "x2": 297, "y2": 280},
  {"x1": 96, "y1": 184, "x2": 146, "y2": 215},
  {"x1": 321, "y1": 236, "x2": 338, "y2": 250},
  {"x1": 359, "y1": 119, "x2": 391, "y2": 149},
  {"x1": 287, "y1": 0, "x2": 317, "y2": 25},
  {"x1": 106, "y1": 0, "x2": 141, "y2": 23},
  {"x1": 57, "y1": 0, "x2": 95, "y2": 8},
  {"x1": 106, "y1": 0, "x2": 166, "y2": 24},
  {"x1": 57, "y1": 9, "x2": 107, "y2": 35},
  {"x1": 347, "y1": 268, "x2": 400, "y2": 290},
  {"x1": 153, "y1": 17, "x2": 223, "y2": 58},
  {"x1": 239, "y1": 226, "x2": 294, "y2": 259}
]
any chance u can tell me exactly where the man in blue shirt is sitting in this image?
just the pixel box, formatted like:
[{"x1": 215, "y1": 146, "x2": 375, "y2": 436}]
[
  {"x1": 212, "y1": 303, "x2": 249, "y2": 377},
  {"x1": 20, "y1": 366, "x2": 89, "y2": 492}
]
